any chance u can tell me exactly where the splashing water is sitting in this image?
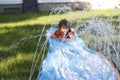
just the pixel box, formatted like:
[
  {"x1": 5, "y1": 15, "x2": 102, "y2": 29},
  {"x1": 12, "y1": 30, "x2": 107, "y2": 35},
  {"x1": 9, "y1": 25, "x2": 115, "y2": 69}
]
[
  {"x1": 28, "y1": 6, "x2": 120, "y2": 80},
  {"x1": 75, "y1": 16, "x2": 120, "y2": 71}
]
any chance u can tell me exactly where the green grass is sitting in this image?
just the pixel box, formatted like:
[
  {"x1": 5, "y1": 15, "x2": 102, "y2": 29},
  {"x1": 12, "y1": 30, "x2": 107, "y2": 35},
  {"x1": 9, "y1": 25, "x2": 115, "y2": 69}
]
[{"x1": 0, "y1": 9, "x2": 120, "y2": 80}]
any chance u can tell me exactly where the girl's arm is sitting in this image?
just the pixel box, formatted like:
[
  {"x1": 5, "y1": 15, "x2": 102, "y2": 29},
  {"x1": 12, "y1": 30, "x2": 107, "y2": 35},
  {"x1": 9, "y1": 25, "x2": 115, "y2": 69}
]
[
  {"x1": 50, "y1": 34, "x2": 61, "y2": 40},
  {"x1": 51, "y1": 34, "x2": 56, "y2": 38}
]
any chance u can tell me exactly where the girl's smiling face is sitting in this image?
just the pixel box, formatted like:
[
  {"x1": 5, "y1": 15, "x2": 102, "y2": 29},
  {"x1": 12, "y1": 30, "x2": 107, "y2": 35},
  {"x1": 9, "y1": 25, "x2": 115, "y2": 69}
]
[
  {"x1": 58, "y1": 19, "x2": 69, "y2": 33},
  {"x1": 60, "y1": 25, "x2": 67, "y2": 33}
]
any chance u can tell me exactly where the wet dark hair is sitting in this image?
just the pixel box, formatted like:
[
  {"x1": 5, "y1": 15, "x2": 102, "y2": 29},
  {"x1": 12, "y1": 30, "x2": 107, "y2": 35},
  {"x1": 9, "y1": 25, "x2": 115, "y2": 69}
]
[{"x1": 58, "y1": 19, "x2": 70, "y2": 28}]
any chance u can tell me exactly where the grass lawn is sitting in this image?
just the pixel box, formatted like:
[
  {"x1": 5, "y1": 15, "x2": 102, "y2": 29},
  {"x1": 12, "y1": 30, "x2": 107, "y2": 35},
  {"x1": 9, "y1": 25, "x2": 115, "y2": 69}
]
[{"x1": 0, "y1": 9, "x2": 120, "y2": 80}]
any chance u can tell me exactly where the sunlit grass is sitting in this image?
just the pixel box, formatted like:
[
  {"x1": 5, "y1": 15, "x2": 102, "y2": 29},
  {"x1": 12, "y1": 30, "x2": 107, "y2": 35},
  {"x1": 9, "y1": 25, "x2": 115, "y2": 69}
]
[
  {"x1": 0, "y1": 53, "x2": 33, "y2": 71},
  {"x1": 0, "y1": 9, "x2": 120, "y2": 28},
  {"x1": 0, "y1": 53, "x2": 36, "y2": 80}
]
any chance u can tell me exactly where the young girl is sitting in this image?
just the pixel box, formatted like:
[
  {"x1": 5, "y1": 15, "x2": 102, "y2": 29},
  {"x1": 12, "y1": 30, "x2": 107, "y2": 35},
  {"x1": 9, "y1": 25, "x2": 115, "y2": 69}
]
[
  {"x1": 51, "y1": 19, "x2": 74, "y2": 40},
  {"x1": 38, "y1": 19, "x2": 120, "y2": 80}
]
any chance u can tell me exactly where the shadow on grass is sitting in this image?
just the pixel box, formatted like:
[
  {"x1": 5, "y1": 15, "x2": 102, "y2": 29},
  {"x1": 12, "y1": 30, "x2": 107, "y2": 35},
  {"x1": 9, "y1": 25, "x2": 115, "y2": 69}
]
[
  {"x1": 0, "y1": 24, "x2": 50, "y2": 66},
  {"x1": 0, "y1": 12, "x2": 49, "y2": 23},
  {"x1": 0, "y1": 24, "x2": 50, "y2": 47}
]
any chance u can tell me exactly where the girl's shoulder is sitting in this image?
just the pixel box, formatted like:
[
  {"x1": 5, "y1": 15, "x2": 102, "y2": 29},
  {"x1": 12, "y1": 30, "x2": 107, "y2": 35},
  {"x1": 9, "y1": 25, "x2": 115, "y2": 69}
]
[
  {"x1": 69, "y1": 28, "x2": 74, "y2": 32},
  {"x1": 54, "y1": 30, "x2": 64, "y2": 38},
  {"x1": 66, "y1": 28, "x2": 74, "y2": 34},
  {"x1": 70, "y1": 28, "x2": 74, "y2": 31}
]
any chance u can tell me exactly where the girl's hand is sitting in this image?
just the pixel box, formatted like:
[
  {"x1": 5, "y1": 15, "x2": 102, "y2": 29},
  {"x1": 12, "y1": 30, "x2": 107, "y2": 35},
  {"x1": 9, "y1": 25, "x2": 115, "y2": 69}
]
[
  {"x1": 51, "y1": 34, "x2": 62, "y2": 40},
  {"x1": 69, "y1": 33, "x2": 74, "y2": 40}
]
